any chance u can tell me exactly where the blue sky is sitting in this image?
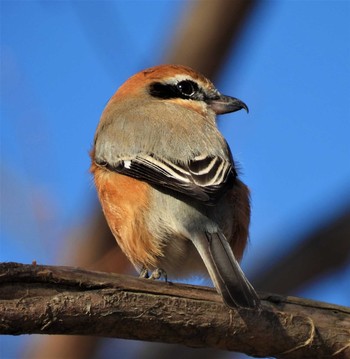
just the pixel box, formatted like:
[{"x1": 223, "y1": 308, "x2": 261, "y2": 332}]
[{"x1": 1, "y1": 1, "x2": 349, "y2": 358}]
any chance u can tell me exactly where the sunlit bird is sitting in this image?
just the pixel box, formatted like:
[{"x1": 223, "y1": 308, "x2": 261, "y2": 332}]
[{"x1": 91, "y1": 64, "x2": 260, "y2": 309}]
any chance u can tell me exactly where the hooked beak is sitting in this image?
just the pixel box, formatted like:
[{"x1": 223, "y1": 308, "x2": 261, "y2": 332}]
[{"x1": 208, "y1": 94, "x2": 249, "y2": 115}]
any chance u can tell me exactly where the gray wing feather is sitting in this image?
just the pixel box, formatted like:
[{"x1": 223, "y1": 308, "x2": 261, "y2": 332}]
[{"x1": 96, "y1": 153, "x2": 235, "y2": 203}]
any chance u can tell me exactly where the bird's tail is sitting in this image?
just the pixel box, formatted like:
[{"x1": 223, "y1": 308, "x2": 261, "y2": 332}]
[{"x1": 192, "y1": 231, "x2": 260, "y2": 309}]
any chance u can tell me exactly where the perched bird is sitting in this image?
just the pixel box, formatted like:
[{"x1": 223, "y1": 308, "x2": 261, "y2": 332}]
[{"x1": 90, "y1": 64, "x2": 260, "y2": 309}]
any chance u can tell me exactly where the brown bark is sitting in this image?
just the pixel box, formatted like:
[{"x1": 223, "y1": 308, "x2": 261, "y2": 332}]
[{"x1": 1, "y1": 262, "x2": 349, "y2": 359}]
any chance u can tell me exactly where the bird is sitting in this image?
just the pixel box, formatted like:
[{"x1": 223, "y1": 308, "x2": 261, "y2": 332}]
[{"x1": 90, "y1": 64, "x2": 260, "y2": 309}]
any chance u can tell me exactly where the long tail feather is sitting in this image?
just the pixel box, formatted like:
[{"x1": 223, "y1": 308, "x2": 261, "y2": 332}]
[{"x1": 192, "y1": 231, "x2": 260, "y2": 309}]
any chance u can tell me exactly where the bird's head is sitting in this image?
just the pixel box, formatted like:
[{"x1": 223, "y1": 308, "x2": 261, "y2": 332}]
[{"x1": 109, "y1": 64, "x2": 248, "y2": 117}]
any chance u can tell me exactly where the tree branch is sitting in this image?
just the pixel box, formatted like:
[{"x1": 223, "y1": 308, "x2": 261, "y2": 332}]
[
  {"x1": 254, "y1": 207, "x2": 350, "y2": 294},
  {"x1": 165, "y1": 0, "x2": 258, "y2": 79},
  {"x1": 1, "y1": 262, "x2": 349, "y2": 358}
]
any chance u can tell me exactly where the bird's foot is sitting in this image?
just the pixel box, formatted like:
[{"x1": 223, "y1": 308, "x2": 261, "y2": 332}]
[
  {"x1": 149, "y1": 268, "x2": 168, "y2": 282},
  {"x1": 139, "y1": 266, "x2": 149, "y2": 279},
  {"x1": 139, "y1": 267, "x2": 168, "y2": 282}
]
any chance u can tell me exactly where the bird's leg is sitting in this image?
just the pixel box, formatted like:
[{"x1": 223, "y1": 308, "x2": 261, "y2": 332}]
[
  {"x1": 149, "y1": 268, "x2": 168, "y2": 282},
  {"x1": 139, "y1": 266, "x2": 149, "y2": 279}
]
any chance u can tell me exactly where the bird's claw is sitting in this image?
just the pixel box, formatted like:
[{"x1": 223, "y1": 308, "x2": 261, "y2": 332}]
[
  {"x1": 139, "y1": 266, "x2": 149, "y2": 279},
  {"x1": 149, "y1": 268, "x2": 167, "y2": 282}
]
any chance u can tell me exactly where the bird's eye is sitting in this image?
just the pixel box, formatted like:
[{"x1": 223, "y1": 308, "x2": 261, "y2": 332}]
[{"x1": 177, "y1": 80, "x2": 198, "y2": 97}]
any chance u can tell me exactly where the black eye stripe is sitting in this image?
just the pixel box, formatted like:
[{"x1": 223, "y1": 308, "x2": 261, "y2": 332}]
[
  {"x1": 149, "y1": 80, "x2": 202, "y2": 100},
  {"x1": 149, "y1": 82, "x2": 179, "y2": 99}
]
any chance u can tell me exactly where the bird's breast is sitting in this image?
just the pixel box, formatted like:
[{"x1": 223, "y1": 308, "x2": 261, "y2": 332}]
[{"x1": 91, "y1": 163, "x2": 163, "y2": 269}]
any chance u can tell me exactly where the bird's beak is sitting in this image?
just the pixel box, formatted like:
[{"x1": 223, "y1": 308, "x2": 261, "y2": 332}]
[{"x1": 208, "y1": 94, "x2": 249, "y2": 115}]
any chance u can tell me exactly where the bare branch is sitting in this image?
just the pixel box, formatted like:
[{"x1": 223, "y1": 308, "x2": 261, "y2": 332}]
[
  {"x1": 255, "y1": 207, "x2": 350, "y2": 294},
  {"x1": 1, "y1": 262, "x2": 349, "y2": 358},
  {"x1": 165, "y1": 0, "x2": 258, "y2": 79}
]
